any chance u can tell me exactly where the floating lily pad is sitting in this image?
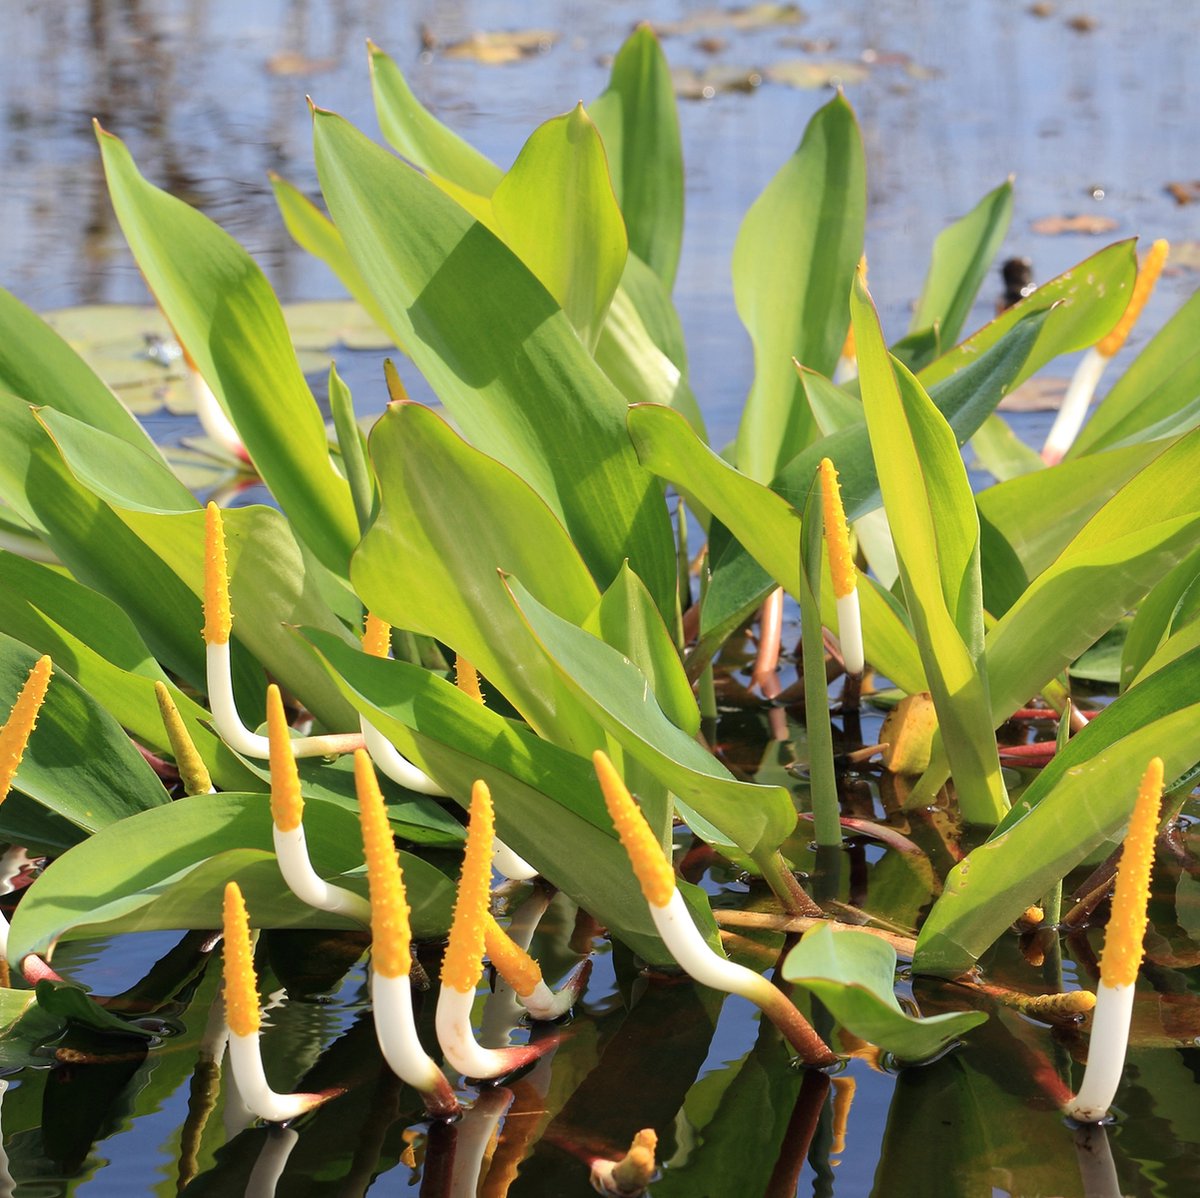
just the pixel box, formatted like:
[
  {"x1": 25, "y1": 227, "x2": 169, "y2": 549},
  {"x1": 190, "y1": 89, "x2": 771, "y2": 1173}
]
[
  {"x1": 653, "y1": 4, "x2": 807, "y2": 36},
  {"x1": 672, "y1": 65, "x2": 764, "y2": 99},
  {"x1": 1030, "y1": 213, "x2": 1119, "y2": 235},
  {"x1": 439, "y1": 29, "x2": 558, "y2": 64},
  {"x1": 764, "y1": 57, "x2": 870, "y2": 89}
]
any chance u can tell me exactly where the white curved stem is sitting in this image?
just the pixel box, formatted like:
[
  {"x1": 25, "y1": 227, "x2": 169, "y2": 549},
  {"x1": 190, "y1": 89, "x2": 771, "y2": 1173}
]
[
  {"x1": 371, "y1": 972, "x2": 449, "y2": 1094},
  {"x1": 436, "y1": 986, "x2": 544, "y2": 1080},
  {"x1": 361, "y1": 717, "x2": 447, "y2": 795},
  {"x1": 836, "y1": 590, "x2": 864, "y2": 677},
  {"x1": 1042, "y1": 348, "x2": 1109, "y2": 466},
  {"x1": 272, "y1": 826, "x2": 370, "y2": 923},
  {"x1": 227, "y1": 1031, "x2": 323, "y2": 1123},
  {"x1": 207, "y1": 643, "x2": 355, "y2": 758},
  {"x1": 190, "y1": 370, "x2": 248, "y2": 462},
  {"x1": 1065, "y1": 983, "x2": 1134, "y2": 1123},
  {"x1": 492, "y1": 838, "x2": 538, "y2": 881},
  {"x1": 516, "y1": 969, "x2": 588, "y2": 1021}
]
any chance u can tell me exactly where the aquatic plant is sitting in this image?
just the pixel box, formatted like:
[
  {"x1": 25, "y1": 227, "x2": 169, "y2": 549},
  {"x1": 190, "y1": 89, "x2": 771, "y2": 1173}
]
[{"x1": 0, "y1": 19, "x2": 1194, "y2": 1189}]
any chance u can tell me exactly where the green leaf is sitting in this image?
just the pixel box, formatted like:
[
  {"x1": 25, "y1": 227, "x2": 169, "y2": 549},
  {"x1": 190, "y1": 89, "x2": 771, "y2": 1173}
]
[
  {"x1": 1121, "y1": 545, "x2": 1200, "y2": 688},
  {"x1": 915, "y1": 648, "x2": 1200, "y2": 976},
  {"x1": 919, "y1": 240, "x2": 1138, "y2": 391},
  {"x1": 0, "y1": 632, "x2": 168, "y2": 843},
  {"x1": 8, "y1": 794, "x2": 454, "y2": 960},
  {"x1": 0, "y1": 287, "x2": 157, "y2": 453},
  {"x1": 506, "y1": 576, "x2": 797, "y2": 857},
  {"x1": 327, "y1": 363, "x2": 374, "y2": 534},
  {"x1": 911, "y1": 180, "x2": 1013, "y2": 348},
  {"x1": 585, "y1": 564, "x2": 699, "y2": 735},
  {"x1": 783, "y1": 925, "x2": 986, "y2": 1061},
  {"x1": 268, "y1": 173, "x2": 394, "y2": 338},
  {"x1": 853, "y1": 276, "x2": 1008, "y2": 824},
  {"x1": 985, "y1": 426, "x2": 1200, "y2": 724},
  {"x1": 299, "y1": 629, "x2": 674, "y2": 964},
  {"x1": 1069, "y1": 288, "x2": 1200, "y2": 457},
  {"x1": 34, "y1": 980, "x2": 155, "y2": 1039},
  {"x1": 733, "y1": 93, "x2": 866, "y2": 481},
  {"x1": 353, "y1": 402, "x2": 600, "y2": 751},
  {"x1": 627, "y1": 403, "x2": 926, "y2": 694},
  {"x1": 589, "y1": 24, "x2": 683, "y2": 289},
  {"x1": 96, "y1": 125, "x2": 359, "y2": 574},
  {"x1": 368, "y1": 41, "x2": 502, "y2": 196},
  {"x1": 312, "y1": 106, "x2": 676, "y2": 613},
  {"x1": 491, "y1": 104, "x2": 628, "y2": 350}
]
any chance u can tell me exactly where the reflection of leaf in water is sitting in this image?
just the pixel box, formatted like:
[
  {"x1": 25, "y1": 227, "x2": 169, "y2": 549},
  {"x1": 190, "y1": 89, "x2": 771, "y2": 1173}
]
[
  {"x1": 440, "y1": 29, "x2": 558, "y2": 65},
  {"x1": 1030, "y1": 213, "x2": 1119, "y2": 235},
  {"x1": 764, "y1": 58, "x2": 870, "y2": 89},
  {"x1": 653, "y1": 4, "x2": 807, "y2": 36},
  {"x1": 672, "y1": 65, "x2": 763, "y2": 99}
]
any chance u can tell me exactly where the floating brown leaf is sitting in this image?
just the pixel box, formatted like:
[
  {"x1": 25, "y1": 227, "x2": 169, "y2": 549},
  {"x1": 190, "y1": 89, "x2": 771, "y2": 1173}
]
[
  {"x1": 440, "y1": 29, "x2": 558, "y2": 64},
  {"x1": 672, "y1": 65, "x2": 763, "y2": 99},
  {"x1": 653, "y1": 4, "x2": 807, "y2": 36},
  {"x1": 764, "y1": 58, "x2": 869, "y2": 89},
  {"x1": 1030, "y1": 213, "x2": 1118, "y2": 235},
  {"x1": 265, "y1": 51, "x2": 338, "y2": 76}
]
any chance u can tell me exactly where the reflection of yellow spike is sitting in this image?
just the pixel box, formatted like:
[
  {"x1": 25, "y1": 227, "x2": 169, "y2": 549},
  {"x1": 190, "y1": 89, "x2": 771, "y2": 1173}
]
[
  {"x1": 355, "y1": 751, "x2": 411, "y2": 978},
  {"x1": 203, "y1": 503, "x2": 232, "y2": 645},
  {"x1": 819, "y1": 458, "x2": 857, "y2": 600},
  {"x1": 223, "y1": 882, "x2": 261, "y2": 1037},
  {"x1": 611, "y1": 1129, "x2": 658, "y2": 1193},
  {"x1": 831, "y1": 1076, "x2": 856, "y2": 1156},
  {"x1": 593, "y1": 750, "x2": 675, "y2": 909},
  {"x1": 0, "y1": 656, "x2": 52, "y2": 804},
  {"x1": 1098, "y1": 240, "x2": 1168, "y2": 357},
  {"x1": 267, "y1": 685, "x2": 303, "y2": 832},
  {"x1": 1019, "y1": 989, "x2": 1096, "y2": 1019},
  {"x1": 484, "y1": 913, "x2": 542, "y2": 996},
  {"x1": 455, "y1": 655, "x2": 485, "y2": 705},
  {"x1": 363, "y1": 613, "x2": 391, "y2": 659},
  {"x1": 440, "y1": 780, "x2": 495, "y2": 993},
  {"x1": 1100, "y1": 757, "x2": 1164, "y2": 988}
]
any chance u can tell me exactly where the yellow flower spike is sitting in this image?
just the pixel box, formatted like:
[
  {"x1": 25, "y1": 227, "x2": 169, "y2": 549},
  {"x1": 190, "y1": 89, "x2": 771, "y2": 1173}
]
[
  {"x1": 362, "y1": 612, "x2": 391, "y2": 659},
  {"x1": 153, "y1": 682, "x2": 212, "y2": 796},
  {"x1": 818, "y1": 458, "x2": 864, "y2": 676},
  {"x1": 1097, "y1": 239, "x2": 1169, "y2": 358},
  {"x1": 1066, "y1": 756, "x2": 1164, "y2": 1123},
  {"x1": 202, "y1": 503, "x2": 232, "y2": 646},
  {"x1": 355, "y1": 750, "x2": 411, "y2": 978},
  {"x1": 221, "y1": 880, "x2": 343, "y2": 1121},
  {"x1": 267, "y1": 685, "x2": 303, "y2": 834},
  {"x1": 1100, "y1": 756, "x2": 1163, "y2": 989},
  {"x1": 594, "y1": 749, "x2": 837, "y2": 1068},
  {"x1": 435, "y1": 780, "x2": 552, "y2": 1079},
  {"x1": 833, "y1": 256, "x2": 867, "y2": 384},
  {"x1": 0, "y1": 656, "x2": 52, "y2": 804},
  {"x1": 222, "y1": 882, "x2": 261, "y2": 1038},
  {"x1": 593, "y1": 750, "x2": 675, "y2": 909},
  {"x1": 441, "y1": 780, "x2": 495, "y2": 994},
  {"x1": 455, "y1": 654, "x2": 485, "y2": 705},
  {"x1": 819, "y1": 458, "x2": 856, "y2": 601},
  {"x1": 1043, "y1": 241, "x2": 1169, "y2": 465}
]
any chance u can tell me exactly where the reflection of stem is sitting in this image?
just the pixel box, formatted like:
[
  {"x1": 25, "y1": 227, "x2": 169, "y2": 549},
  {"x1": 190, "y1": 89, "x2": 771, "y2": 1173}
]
[
  {"x1": 0, "y1": 1081, "x2": 14, "y2": 1198},
  {"x1": 245, "y1": 1126, "x2": 300, "y2": 1198},
  {"x1": 449, "y1": 1087, "x2": 513, "y2": 1198},
  {"x1": 764, "y1": 1070, "x2": 831, "y2": 1198},
  {"x1": 1072, "y1": 1121, "x2": 1122, "y2": 1198},
  {"x1": 751, "y1": 589, "x2": 784, "y2": 699}
]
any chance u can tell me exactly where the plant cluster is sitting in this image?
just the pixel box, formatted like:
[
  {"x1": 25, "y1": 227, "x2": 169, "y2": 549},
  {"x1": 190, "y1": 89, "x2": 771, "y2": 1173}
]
[{"x1": 0, "y1": 21, "x2": 1197, "y2": 1190}]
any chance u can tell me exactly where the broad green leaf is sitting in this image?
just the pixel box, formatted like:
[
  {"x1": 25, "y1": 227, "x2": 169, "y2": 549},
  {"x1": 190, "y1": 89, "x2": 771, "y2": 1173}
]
[
  {"x1": 353, "y1": 402, "x2": 601, "y2": 752},
  {"x1": 969, "y1": 413, "x2": 1044, "y2": 482},
  {"x1": 34, "y1": 980, "x2": 155, "y2": 1039},
  {"x1": 491, "y1": 104, "x2": 627, "y2": 350},
  {"x1": 733, "y1": 93, "x2": 865, "y2": 481},
  {"x1": 0, "y1": 554, "x2": 258, "y2": 792},
  {"x1": 268, "y1": 173, "x2": 394, "y2": 337},
  {"x1": 584, "y1": 564, "x2": 699, "y2": 736},
  {"x1": 0, "y1": 395, "x2": 209, "y2": 689},
  {"x1": 1121, "y1": 545, "x2": 1200, "y2": 688},
  {"x1": 918, "y1": 241, "x2": 1137, "y2": 391},
  {"x1": 8, "y1": 794, "x2": 455, "y2": 961},
  {"x1": 986, "y1": 426, "x2": 1200, "y2": 723},
  {"x1": 1069, "y1": 288, "x2": 1200, "y2": 457},
  {"x1": 312, "y1": 106, "x2": 676, "y2": 613},
  {"x1": 797, "y1": 367, "x2": 862, "y2": 435},
  {"x1": 0, "y1": 632, "x2": 168, "y2": 843},
  {"x1": 915, "y1": 648, "x2": 1200, "y2": 976},
  {"x1": 507, "y1": 577, "x2": 797, "y2": 857},
  {"x1": 589, "y1": 24, "x2": 683, "y2": 289},
  {"x1": 854, "y1": 277, "x2": 1007, "y2": 824},
  {"x1": 0, "y1": 287, "x2": 156, "y2": 453},
  {"x1": 39, "y1": 407, "x2": 358, "y2": 730},
  {"x1": 97, "y1": 125, "x2": 359, "y2": 574},
  {"x1": 299, "y1": 629, "x2": 674, "y2": 964},
  {"x1": 783, "y1": 925, "x2": 986, "y2": 1060},
  {"x1": 367, "y1": 40, "x2": 502, "y2": 196},
  {"x1": 627, "y1": 403, "x2": 925, "y2": 694},
  {"x1": 911, "y1": 180, "x2": 1013, "y2": 348}
]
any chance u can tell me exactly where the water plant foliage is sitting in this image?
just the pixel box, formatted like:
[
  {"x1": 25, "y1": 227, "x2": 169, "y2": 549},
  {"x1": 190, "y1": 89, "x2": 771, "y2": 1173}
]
[{"x1": 0, "y1": 20, "x2": 1197, "y2": 1189}]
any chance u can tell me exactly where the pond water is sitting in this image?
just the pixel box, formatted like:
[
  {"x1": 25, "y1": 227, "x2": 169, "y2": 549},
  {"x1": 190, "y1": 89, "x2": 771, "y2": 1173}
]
[{"x1": 2, "y1": 1, "x2": 1199, "y2": 1195}]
